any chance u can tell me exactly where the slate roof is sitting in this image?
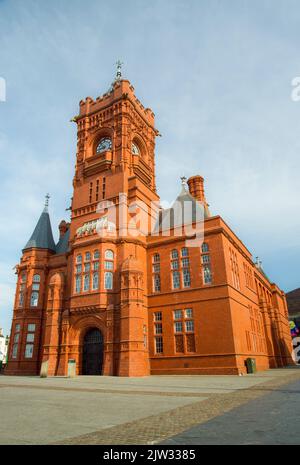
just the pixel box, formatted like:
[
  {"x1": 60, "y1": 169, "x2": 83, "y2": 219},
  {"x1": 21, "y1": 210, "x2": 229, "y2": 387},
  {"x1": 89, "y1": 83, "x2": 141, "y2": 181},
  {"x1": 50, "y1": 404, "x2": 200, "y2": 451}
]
[
  {"x1": 55, "y1": 228, "x2": 70, "y2": 254},
  {"x1": 23, "y1": 207, "x2": 56, "y2": 252},
  {"x1": 154, "y1": 185, "x2": 211, "y2": 233}
]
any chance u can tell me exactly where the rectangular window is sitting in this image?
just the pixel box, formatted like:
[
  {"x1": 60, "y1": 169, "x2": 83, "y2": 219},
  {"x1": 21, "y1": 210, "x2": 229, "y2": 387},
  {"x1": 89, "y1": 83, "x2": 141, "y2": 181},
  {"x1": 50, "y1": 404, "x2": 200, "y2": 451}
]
[
  {"x1": 203, "y1": 265, "x2": 212, "y2": 284},
  {"x1": 201, "y1": 254, "x2": 210, "y2": 264},
  {"x1": 26, "y1": 333, "x2": 35, "y2": 343},
  {"x1": 76, "y1": 264, "x2": 82, "y2": 273},
  {"x1": 24, "y1": 344, "x2": 34, "y2": 359},
  {"x1": 12, "y1": 344, "x2": 18, "y2": 359},
  {"x1": 152, "y1": 264, "x2": 160, "y2": 273},
  {"x1": 181, "y1": 258, "x2": 190, "y2": 268},
  {"x1": 171, "y1": 260, "x2": 179, "y2": 270},
  {"x1": 14, "y1": 334, "x2": 19, "y2": 343},
  {"x1": 153, "y1": 274, "x2": 161, "y2": 292},
  {"x1": 30, "y1": 291, "x2": 39, "y2": 307},
  {"x1": 15, "y1": 324, "x2": 20, "y2": 332},
  {"x1": 174, "y1": 322, "x2": 183, "y2": 333},
  {"x1": 185, "y1": 308, "x2": 193, "y2": 318},
  {"x1": 32, "y1": 283, "x2": 40, "y2": 291},
  {"x1": 92, "y1": 272, "x2": 99, "y2": 290},
  {"x1": 93, "y1": 261, "x2": 99, "y2": 271},
  {"x1": 155, "y1": 336, "x2": 163, "y2": 354},
  {"x1": 154, "y1": 312, "x2": 162, "y2": 321},
  {"x1": 172, "y1": 271, "x2": 180, "y2": 289},
  {"x1": 28, "y1": 324, "x2": 36, "y2": 332},
  {"x1": 84, "y1": 263, "x2": 91, "y2": 272},
  {"x1": 75, "y1": 275, "x2": 81, "y2": 293},
  {"x1": 104, "y1": 272, "x2": 113, "y2": 290},
  {"x1": 104, "y1": 261, "x2": 113, "y2": 270},
  {"x1": 185, "y1": 320, "x2": 194, "y2": 332},
  {"x1": 183, "y1": 269, "x2": 191, "y2": 287},
  {"x1": 174, "y1": 309, "x2": 182, "y2": 320},
  {"x1": 155, "y1": 323, "x2": 162, "y2": 334},
  {"x1": 83, "y1": 274, "x2": 90, "y2": 291}
]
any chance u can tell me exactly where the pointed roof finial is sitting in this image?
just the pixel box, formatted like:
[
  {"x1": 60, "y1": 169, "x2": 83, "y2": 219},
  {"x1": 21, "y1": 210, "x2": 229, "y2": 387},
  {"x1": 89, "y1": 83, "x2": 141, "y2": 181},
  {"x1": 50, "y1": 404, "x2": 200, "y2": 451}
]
[
  {"x1": 180, "y1": 176, "x2": 187, "y2": 186},
  {"x1": 44, "y1": 193, "x2": 50, "y2": 211},
  {"x1": 115, "y1": 59, "x2": 123, "y2": 81}
]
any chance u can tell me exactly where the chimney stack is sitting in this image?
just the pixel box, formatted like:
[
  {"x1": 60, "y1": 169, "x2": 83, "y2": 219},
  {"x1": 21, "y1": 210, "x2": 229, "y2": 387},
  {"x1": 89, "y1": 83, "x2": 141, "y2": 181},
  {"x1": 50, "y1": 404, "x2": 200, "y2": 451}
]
[
  {"x1": 59, "y1": 220, "x2": 69, "y2": 238},
  {"x1": 187, "y1": 175, "x2": 205, "y2": 203}
]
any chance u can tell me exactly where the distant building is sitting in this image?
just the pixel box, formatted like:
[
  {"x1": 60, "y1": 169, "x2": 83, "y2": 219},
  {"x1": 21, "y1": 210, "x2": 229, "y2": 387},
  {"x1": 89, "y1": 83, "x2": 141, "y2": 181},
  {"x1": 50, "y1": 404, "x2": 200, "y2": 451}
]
[
  {"x1": 287, "y1": 288, "x2": 300, "y2": 327},
  {"x1": 6, "y1": 71, "x2": 293, "y2": 377},
  {"x1": 0, "y1": 328, "x2": 8, "y2": 364}
]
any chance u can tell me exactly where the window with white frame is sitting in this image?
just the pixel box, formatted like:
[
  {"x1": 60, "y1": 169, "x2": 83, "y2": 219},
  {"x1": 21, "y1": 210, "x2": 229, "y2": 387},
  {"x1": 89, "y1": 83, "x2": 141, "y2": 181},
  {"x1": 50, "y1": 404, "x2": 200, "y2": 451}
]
[
  {"x1": 76, "y1": 254, "x2": 82, "y2": 264},
  {"x1": 155, "y1": 336, "x2": 163, "y2": 354},
  {"x1": 83, "y1": 273, "x2": 90, "y2": 291},
  {"x1": 104, "y1": 271, "x2": 113, "y2": 290},
  {"x1": 30, "y1": 274, "x2": 40, "y2": 307},
  {"x1": 171, "y1": 249, "x2": 178, "y2": 259},
  {"x1": 172, "y1": 271, "x2": 180, "y2": 289},
  {"x1": 181, "y1": 247, "x2": 189, "y2": 257},
  {"x1": 183, "y1": 268, "x2": 191, "y2": 288},
  {"x1": 201, "y1": 242, "x2": 209, "y2": 253},
  {"x1": 75, "y1": 275, "x2": 81, "y2": 293},
  {"x1": 30, "y1": 291, "x2": 39, "y2": 307},
  {"x1": 12, "y1": 324, "x2": 21, "y2": 359},
  {"x1": 173, "y1": 308, "x2": 195, "y2": 353},
  {"x1": 203, "y1": 265, "x2": 212, "y2": 284},
  {"x1": 92, "y1": 272, "x2": 99, "y2": 290},
  {"x1": 18, "y1": 273, "x2": 26, "y2": 307},
  {"x1": 105, "y1": 249, "x2": 114, "y2": 260},
  {"x1": 154, "y1": 311, "x2": 162, "y2": 321},
  {"x1": 152, "y1": 253, "x2": 161, "y2": 292},
  {"x1": 24, "y1": 344, "x2": 34, "y2": 359}
]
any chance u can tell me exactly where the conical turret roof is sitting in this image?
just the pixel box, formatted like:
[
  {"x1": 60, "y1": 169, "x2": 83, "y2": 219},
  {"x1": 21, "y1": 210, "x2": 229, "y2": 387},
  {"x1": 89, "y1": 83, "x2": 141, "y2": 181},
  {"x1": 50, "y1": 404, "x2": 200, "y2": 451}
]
[{"x1": 23, "y1": 206, "x2": 56, "y2": 252}]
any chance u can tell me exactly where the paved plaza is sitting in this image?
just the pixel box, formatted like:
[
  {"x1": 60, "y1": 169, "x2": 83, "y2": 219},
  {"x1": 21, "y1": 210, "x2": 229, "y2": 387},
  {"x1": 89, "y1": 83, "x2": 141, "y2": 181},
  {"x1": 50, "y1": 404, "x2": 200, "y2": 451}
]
[{"x1": 0, "y1": 367, "x2": 300, "y2": 444}]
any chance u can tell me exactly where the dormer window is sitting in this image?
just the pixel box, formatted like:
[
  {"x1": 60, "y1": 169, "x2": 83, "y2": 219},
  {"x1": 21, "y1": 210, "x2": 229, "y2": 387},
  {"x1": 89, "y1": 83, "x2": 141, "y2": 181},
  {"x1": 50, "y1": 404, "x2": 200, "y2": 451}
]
[
  {"x1": 132, "y1": 142, "x2": 140, "y2": 155},
  {"x1": 96, "y1": 137, "x2": 112, "y2": 154}
]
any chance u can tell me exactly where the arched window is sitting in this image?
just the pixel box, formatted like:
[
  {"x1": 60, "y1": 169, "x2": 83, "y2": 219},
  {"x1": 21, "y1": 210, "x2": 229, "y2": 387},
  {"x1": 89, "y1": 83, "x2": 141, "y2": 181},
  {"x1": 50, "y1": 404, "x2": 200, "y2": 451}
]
[
  {"x1": 171, "y1": 249, "x2": 178, "y2": 259},
  {"x1": 33, "y1": 274, "x2": 40, "y2": 283},
  {"x1": 30, "y1": 291, "x2": 39, "y2": 307},
  {"x1": 181, "y1": 247, "x2": 189, "y2": 257},
  {"x1": 153, "y1": 253, "x2": 160, "y2": 263},
  {"x1": 92, "y1": 272, "x2": 99, "y2": 290},
  {"x1": 202, "y1": 242, "x2": 209, "y2": 253},
  {"x1": 85, "y1": 252, "x2": 91, "y2": 262},
  {"x1": 105, "y1": 249, "x2": 114, "y2": 260},
  {"x1": 132, "y1": 142, "x2": 140, "y2": 155},
  {"x1": 104, "y1": 272, "x2": 113, "y2": 290},
  {"x1": 76, "y1": 254, "x2": 82, "y2": 264},
  {"x1": 96, "y1": 137, "x2": 112, "y2": 154},
  {"x1": 93, "y1": 250, "x2": 100, "y2": 260},
  {"x1": 83, "y1": 273, "x2": 90, "y2": 291}
]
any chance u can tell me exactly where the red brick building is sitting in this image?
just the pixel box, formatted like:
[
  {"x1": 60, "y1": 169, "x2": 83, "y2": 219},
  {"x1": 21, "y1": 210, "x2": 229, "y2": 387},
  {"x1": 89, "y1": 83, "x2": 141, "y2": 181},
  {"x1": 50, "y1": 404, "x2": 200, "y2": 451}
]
[{"x1": 6, "y1": 73, "x2": 294, "y2": 376}]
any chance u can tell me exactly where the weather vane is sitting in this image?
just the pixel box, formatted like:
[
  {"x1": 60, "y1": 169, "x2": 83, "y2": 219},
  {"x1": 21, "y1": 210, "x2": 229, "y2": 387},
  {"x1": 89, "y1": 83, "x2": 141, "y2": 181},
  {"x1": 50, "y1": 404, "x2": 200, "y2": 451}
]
[
  {"x1": 45, "y1": 193, "x2": 50, "y2": 208},
  {"x1": 115, "y1": 60, "x2": 123, "y2": 81},
  {"x1": 180, "y1": 176, "x2": 187, "y2": 186}
]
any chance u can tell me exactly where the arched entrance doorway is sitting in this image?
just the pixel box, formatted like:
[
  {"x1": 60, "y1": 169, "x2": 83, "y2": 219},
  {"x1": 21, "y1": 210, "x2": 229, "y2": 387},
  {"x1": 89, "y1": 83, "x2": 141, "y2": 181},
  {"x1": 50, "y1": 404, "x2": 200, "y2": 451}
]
[{"x1": 82, "y1": 328, "x2": 104, "y2": 375}]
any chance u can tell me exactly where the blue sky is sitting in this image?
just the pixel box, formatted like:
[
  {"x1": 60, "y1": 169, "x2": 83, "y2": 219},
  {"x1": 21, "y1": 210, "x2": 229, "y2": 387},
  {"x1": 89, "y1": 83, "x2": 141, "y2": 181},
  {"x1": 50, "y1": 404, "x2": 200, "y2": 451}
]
[{"x1": 0, "y1": 0, "x2": 300, "y2": 335}]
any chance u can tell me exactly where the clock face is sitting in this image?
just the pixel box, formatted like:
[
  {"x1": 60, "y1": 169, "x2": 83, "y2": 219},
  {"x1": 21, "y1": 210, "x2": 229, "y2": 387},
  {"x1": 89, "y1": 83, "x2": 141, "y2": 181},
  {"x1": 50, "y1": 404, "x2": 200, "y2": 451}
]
[
  {"x1": 96, "y1": 137, "x2": 112, "y2": 153},
  {"x1": 132, "y1": 142, "x2": 140, "y2": 155}
]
